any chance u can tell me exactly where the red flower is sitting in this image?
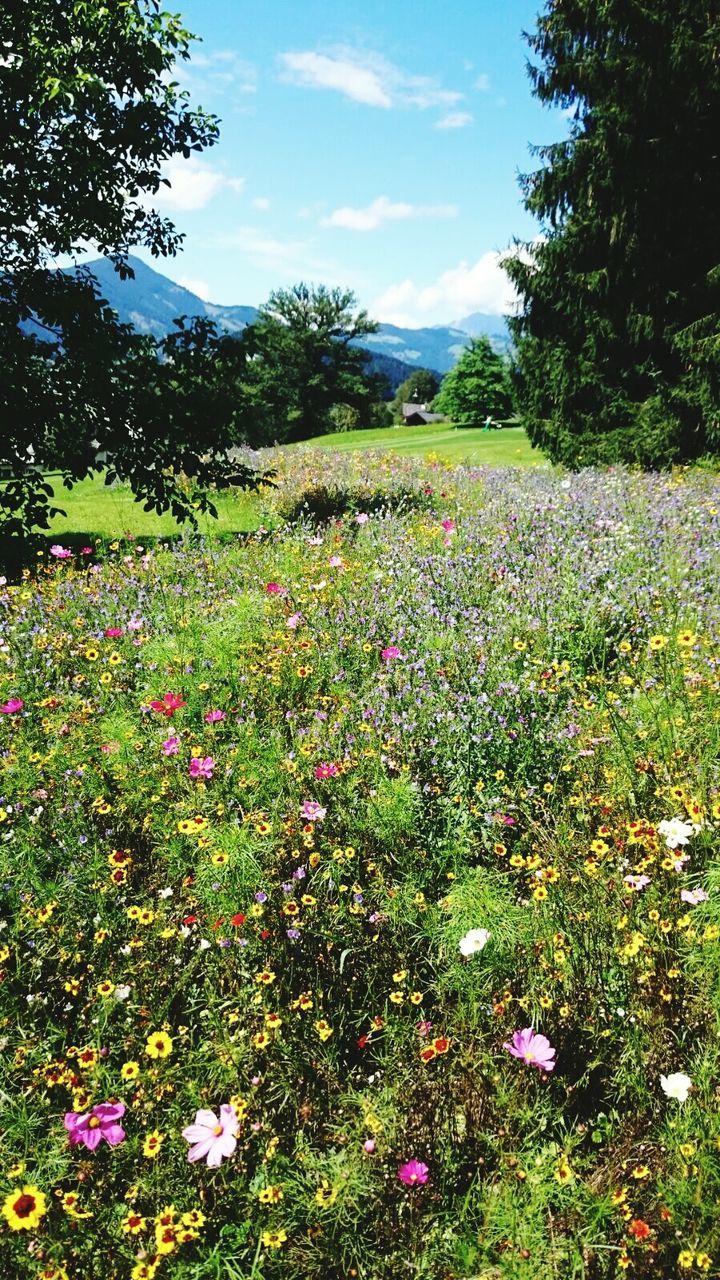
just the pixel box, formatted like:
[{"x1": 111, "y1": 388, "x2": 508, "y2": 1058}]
[
  {"x1": 149, "y1": 692, "x2": 186, "y2": 716},
  {"x1": 260, "y1": 929, "x2": 271, "y2": 940},
  {"x1": 231, "y1": 913, "x2": 246, "y2": 927},
  {"x1": 357, "y1": 1034, "x2": 370, "y2": 1049},
  {"x1": 628, "y1": 1220, "x2": 651, "y2": 1241},
  {"x1": 183, "y1": 914, "x2": 198, "y2": 925}
]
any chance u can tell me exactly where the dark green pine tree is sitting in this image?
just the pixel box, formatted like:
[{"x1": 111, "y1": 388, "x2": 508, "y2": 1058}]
[{"x1": 505, "y1": 1, "x2": 720, "y2": 467}]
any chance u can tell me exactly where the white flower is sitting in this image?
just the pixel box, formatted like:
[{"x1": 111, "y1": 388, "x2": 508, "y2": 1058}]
[
  {"x1": 157, "y1": 887, "x2": 173, "y2": 899},
  {"x1": 114, "y1": 984, "x2": 131, "y2": 1001},
  {"x1": 657, "y1": 818, "x2": 696, "y2": 850},
  {"x1": 660, "y1": 1071, "x2": 692, "y2": 1102},
  {"x1": 459, "y1": 927, "x2": 490, "y2": 957}
]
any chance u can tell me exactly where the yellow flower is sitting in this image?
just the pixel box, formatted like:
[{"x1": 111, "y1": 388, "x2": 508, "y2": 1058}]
[
  {"x1": 315, "y1": 1179, "x2": 338, "y2": 1207},
  {"x1": 144, "y1": 1030, "x2": 173, "y2": 1059},
  {"x1": 677, "y1": 1251, "x2": 695, "y2": 1270},
  {"x1": 143, "y1": 1130, "x2": 165, "y2": 1158},
  {"x1": 315, "y1": 1020, "x2": 333, "y2": 1041},
  {"x1": 2, "y1": 1184, "x2": 48, "y2": 1231},
  {"x1": 262, "y1": 1229, "x2": 287, "y2": 1249},
  {"x1": 649, "y1": 634, "x2": 668, "y2": 651},
  {"x1": 122, "y1": 1211, "x2": 148, "y2": 1235},
  {"x1": 258, "y1": 1185, "x2": 283, "y2": 1204}
]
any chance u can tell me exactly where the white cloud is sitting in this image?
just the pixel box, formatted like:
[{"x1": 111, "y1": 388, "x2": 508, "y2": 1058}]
[
  {"x1": 253, "y1": 196, "x2": 271, "y2": 211},
  {"x1": 278, "y1": 47, "x2": 462, "y2": 113},
  {"x1": 214, "y1": 225, "x2": 343, "y2": 282},
  {"x1": 173, "y1": 49, "x2": 257, "y2": 100},
  {"x1": 475, "y1": 73, "x2": 491, "y2": 92},
  {"x1": 321, "y1": 195, "x2": 458, "y2": 232},
  {"x1": 152, "y1": 157, "x2": 244, "y2": 212},
  {"x1": 179, "y1": 277, "x2": 212, "y2": 301},
  {"x1": 373, "y1": 251, "x2": 518, "y2": 327},
  {"x1": 435, "y1": 111, "x2": 473, "y2": 130}
]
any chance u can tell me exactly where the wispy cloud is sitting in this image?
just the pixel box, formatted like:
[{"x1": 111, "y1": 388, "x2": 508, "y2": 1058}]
[
  {"x1": 178, "y1": 276, "x2": 212, "y2": 301},
  {"x1": 172, "y1": 49, "x2": 257, "y2": 109},
  {"x1": 321, "y1": 195, "x2": 458, "y2": 232},
  {"x1": 373, "y1": 251, "x2": 518, "y2": 326},
  {"x1": 213, "y1": 225, "x2": 343, "y2": 282},
  {"x1": 435, "y1": 111, "x2": 473, "y2": 130},
  {"x1": 151, "y1": 157, "x2": 244, "y2": 212},
  {"x1": 475, "y1": 73, "x2": 491, "y2": 92},
  {"x1": 278, "y1": 47, "x2": 462, "y2": 114}
]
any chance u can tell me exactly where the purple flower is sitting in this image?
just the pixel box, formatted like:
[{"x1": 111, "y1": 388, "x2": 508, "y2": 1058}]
[
  {"x1": 161, "y1": 736, "x2": 180, "y2": 756},
  {"x1": 189, "y1": 756, "x2": 214, "y2": 780},
  {"x1": 397, "y1": 1159, "x2": 429, "y2": 1186},
  {"x1": 381, "y1": 646, "x2": 401, "y2": 662},
  {"x1": 64, "y1": 1102, "x2": 126, "y2": 1150},
  {"x1": 503, "y1": 1027, "x2": 556, "y2": 1073},
  {"x1": 204, "y1": 709, "x2": 226, "y2": 724},
  {"x1": 300, "y1": 800, "x2": 326, "y2": 822}
]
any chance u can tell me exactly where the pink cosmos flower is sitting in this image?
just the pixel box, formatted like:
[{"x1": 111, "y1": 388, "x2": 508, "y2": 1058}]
[
  {"x1": 64, "y1": 1102, "x2": 126, "y2": 1150},
  {"x1": 300, "y1": 800, "x2": 326, "y2": 822},
  {"x1": 314, "y1": 763, "x2": 339, "y2": 779},
  {"x1": 681, "y1": 887, "x2": 709, "y2": 905},
  {"x1": 204, "y1": 709, "x2": 226, "y2": 724},
  {"x1": 0, "y1": 697, "x2": 23, "y2": 714},
  {"x1": 49, "y1": 544, "x2": 72, "y2": 559},
  {"x1": 189, "y1": 756, "x2": 214, "y2": 780},
  {"x1": 265, "y1": 582, "x2": 283, "y2": 594},
  {"x1": 162, "y1": 736, "x2": 180, "y2": 756},
  {"x1": 397, "y1": 1159, "x2": 429, "y2": 1186},
  {"x1": 381, "y1": 646, "x2": 401, "y2": 662},
  {"x1": 182, "y1": 1104, "x2": 238, "y2": 1167},
  {"x1": 356, "y1": 513, "x2": 369, "y2": 525},
  {"x1": 441, "y1": 518, "x2": 455, "y2": 532},
  {"x1": 624, "y1": 874, "x2": 651, "y2": 892},
  {"x1": 81, "y1": 546, "x2": 93, "y2": 555},
  {"x1": 286, "y1": 613, "x2": 302, "y2": 629},
  {"x1": 104, "y1": 627, "x2": 124, "y2": 638},
  {"x1": 150, "y1": 692, "x2": 186, "y2": 717},
  {"x1": 329, "y1": 555, "x2": 344, "y2": 568},
  {"x1": 503, "y1": 1027, "x2": 556, "y2": 1073}
]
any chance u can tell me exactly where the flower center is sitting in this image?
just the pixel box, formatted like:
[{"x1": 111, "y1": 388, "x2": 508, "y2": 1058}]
[
  {"x1": 14, "y1": 1194, "x2": 36, "y2": 1218},
  {"x1": 213, "y1": 1124, "x2": 223, "y2": 1136},
  {"x1": 88, "y1": 1116, "x2": 101, "y2": 1128}
]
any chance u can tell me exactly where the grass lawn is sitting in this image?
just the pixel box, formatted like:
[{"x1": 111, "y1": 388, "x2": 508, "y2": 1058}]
[
  {"x1": 44, "y1": 473, "x2": 262, "y2": 541},
  {"x1": 299, "y1": 422, "x2": 543, "y2": 466},
  {"x1": 42, "y1": 426, "x2": 541, "y2": 542}
]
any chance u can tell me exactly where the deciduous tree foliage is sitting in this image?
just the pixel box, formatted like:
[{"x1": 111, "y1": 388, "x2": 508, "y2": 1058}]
[
  {"x1": 505, "y1": 0, "x2": 720, "y2": 467},
  {"x1": 0, "y1": 0, "x2": 263, "y2": 540},
  {"x1": 433, "y1": 337, "x2": 512, "y2": 425},
  {"x1": 391, "y1": 370, "x2": 440, "y2": 421},
  {"x1": 248, "y1": 284, "x2": 382, "y2": 443}
]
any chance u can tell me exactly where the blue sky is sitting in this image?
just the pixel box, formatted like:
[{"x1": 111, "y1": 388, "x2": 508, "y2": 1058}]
[{"x1": 146, "y1": 0, "x2": 567, "y2": 326}]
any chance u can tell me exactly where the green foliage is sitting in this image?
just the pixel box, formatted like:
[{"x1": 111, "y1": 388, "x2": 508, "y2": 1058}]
[
  {"x1": 0, "y1": 1, "x2": 266, "y2": 541},
  {"x1": 505, "y1": 0, "x2": 720, "y2": 467},
  {"x1": 391, "y1": 369, "x2": 441, "y2": 421},
  {"x1": 247, "y1": 284, "x2": 382, "y2": 443},
  {"x1": 433, "y1": 337, "x2": 512, "y2": 425}
]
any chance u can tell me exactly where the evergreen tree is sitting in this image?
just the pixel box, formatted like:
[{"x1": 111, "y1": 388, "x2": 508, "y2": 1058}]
[
  {"x1": 433, "y1": 338, "x2": 512, "y2": 425},
  {"x1": 504, "y1": 0, "x2": 720, "y2": 467}
]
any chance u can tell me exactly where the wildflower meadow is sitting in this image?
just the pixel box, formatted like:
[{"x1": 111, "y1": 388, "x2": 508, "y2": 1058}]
[{"x1": 1, "y1": 451, "x2": 720, "y2": 1280}]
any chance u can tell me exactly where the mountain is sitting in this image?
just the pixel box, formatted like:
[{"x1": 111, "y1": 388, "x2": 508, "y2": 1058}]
[
  {"x1": 456, "y1": 311, "x2": 513, "y2": 353},
  {"x1": 57, "y1": 256, "x2": 511, "y2": 390}
]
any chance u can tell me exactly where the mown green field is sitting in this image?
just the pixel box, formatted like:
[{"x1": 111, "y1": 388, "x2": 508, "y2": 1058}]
[{"x1": 42, "y1": 427, "x2": 540, "y2": 541}]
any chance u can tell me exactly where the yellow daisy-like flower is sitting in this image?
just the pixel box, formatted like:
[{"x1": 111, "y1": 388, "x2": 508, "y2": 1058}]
[
  {"x1": 648, "y1": 634, "x2": 668, "y2": 651},
  {"x1": 122, "y1": 1211, "x2": 148, "y2": 1235},
  {"x1": 315, "y1": 1179, "x2": 338, "y2": 1207},
  {"x1": 258, "y1": 1185, "x2": 283, "y2": 1204},
  {"x1": 143, "y1": 1130, "x2": 165, "y2": 1159},
  {"x1": 315, "y1": 1019, "x2": 333, "y2": 1041},
  {"x1": 144, "y1": 1030, "x2": 173, "y2": 1059},
  {"x1": 262, "y1": 1228, "x2": 287, "y2": 1249},
  {"x1": 2, "y1": 1184, "x2": 48, "y2": 1231},
  {"x1": 121, "y1": 1061, "x2": 140, "y2": 1081}
]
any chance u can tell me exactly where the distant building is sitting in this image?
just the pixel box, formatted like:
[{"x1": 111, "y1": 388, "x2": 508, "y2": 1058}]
[{"x1": 401, "y1": 403, "x2": 445, "y2": 425}]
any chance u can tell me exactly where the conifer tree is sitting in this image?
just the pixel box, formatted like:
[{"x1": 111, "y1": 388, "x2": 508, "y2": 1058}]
[{"x1": 505, "y1": 1, "x2": 720, "y2": 466}]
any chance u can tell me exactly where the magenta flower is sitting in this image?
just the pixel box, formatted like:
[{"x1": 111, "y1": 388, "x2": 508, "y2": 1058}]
[
  {"x1": 149, "y1": 692, "x2": 186, "y2": 717},
  {"x1": 300, "y1": 800, "x2": 326, "y2": 822},
  {"x1": 441, "y1": 518, "x2": 455, "y2": 532},
  {"x1": 162, "y1": 736, "x2": 180, "y2": 756},
  {"x1": 503, "y1": 1027, "x2": 556, "y2": 1073},
  {"x1": 381, "y1": 646, "x2": 401, "y2": 662},
  {"x1": 49, "y1": 544, "x2": 72, "y2": 559},
  {"x1": 204, "y1": 709, "x2": 226, "y2": 724},
  {"x1": 265, "y1": 582, "x2": 283, "y2": 594},
  {"x1": 0, "y1": 697, "x2": 23, "y2": 714},
  {"x1": 64, "y1": 1102, "x2": 126, "y2": 1150},
  {"x1": 104, "y1": 627, "x2": 124, "y2": 638},
  {"x1": 189, "y1": 756, "x2": 214, "y2": 780},
  {"x1": 314, "y1": 763, "x2": 339, "y2": 779},
  {"x1": 182, "y1": 1104, "x2": 238, "y2": 1167},
  {"x1": 397, "y1": 1159, "x2": 429, "y2": 1186}
]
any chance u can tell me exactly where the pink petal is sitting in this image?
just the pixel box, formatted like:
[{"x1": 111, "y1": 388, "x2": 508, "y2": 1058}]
[
  {"x1": 82, "y1": 1126, "x2": 103, "y2": 1151},
  {"x1": 182, "y1": 1123, "x2": 215, "y2": 1144},
  {"x1": 102, "y1": 1124, "x2": 126, "y2": 1145},
  {"x1": 187, "y1": 1137, "x2": 216, "y2": 1163}
]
